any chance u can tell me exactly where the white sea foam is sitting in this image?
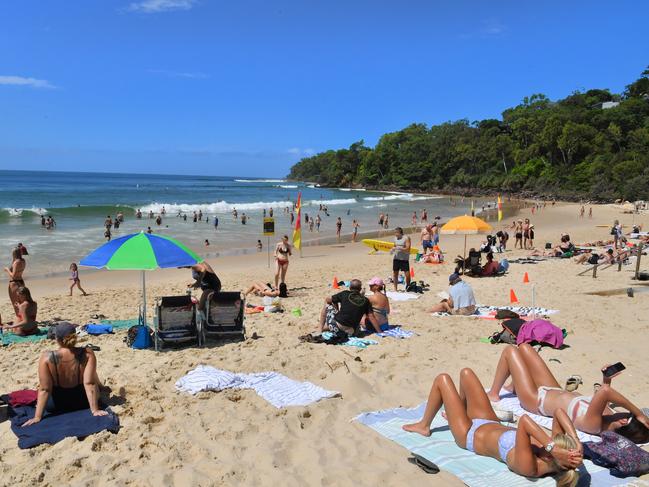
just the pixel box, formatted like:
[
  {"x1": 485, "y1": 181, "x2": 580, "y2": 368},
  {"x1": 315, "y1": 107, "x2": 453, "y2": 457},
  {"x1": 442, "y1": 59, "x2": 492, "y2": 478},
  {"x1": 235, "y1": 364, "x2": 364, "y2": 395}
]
[
  {"x1": 2, "y1": 207, "x2": 48, "y2": 216},
  {"x1": 363, "y1": 194, "x2": 441, "y2": 202},
  {"x1": 339, "y1": 188, "x2": 366, "y2": 192},
  {"x1": 275, "y1": 184, "x2": 298, "y2": 189},
  {"x1": 234, "y1": 179, "x2": 286, "y2": 183},
  {"x1": 309, "y1": 198, "x2": 357, "y2": 206},
  {"x1": 139, "y1": 197, "x2": 357, "y2": 214}
]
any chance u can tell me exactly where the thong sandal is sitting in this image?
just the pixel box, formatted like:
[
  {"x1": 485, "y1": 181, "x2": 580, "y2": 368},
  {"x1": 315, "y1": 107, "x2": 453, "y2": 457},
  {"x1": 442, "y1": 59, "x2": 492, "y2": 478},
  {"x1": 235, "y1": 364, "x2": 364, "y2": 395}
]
[
  {"x1": 408, "y1": 454, "x2": 440, "y2": 474},
  {"x1": 565, "y1": 375, "x2": 583, "y2": 392}
]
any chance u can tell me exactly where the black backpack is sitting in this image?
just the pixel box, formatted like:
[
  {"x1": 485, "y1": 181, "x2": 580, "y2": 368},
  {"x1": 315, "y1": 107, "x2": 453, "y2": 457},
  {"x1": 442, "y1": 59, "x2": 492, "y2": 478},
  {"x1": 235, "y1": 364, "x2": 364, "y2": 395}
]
[{"x1": 490, "y1": 318, "x2": 526, "y2": 344}]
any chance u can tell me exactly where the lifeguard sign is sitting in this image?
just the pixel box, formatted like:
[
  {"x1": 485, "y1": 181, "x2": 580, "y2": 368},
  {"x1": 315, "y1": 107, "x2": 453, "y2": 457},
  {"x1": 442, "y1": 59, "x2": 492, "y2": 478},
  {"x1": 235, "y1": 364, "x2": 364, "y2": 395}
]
[{"x1": 263, "y1": 217, "x2": 275, "y2": 236}]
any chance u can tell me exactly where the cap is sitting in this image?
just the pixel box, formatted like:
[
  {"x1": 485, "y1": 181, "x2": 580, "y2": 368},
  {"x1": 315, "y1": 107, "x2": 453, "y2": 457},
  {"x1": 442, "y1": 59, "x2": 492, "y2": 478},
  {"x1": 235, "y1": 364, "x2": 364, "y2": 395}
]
[
  {"x1": 367, "y1": 276, "x2": 384, "y2": 287},
  {"x1": 54, "y1": 322, "x2": 76, "y2": 340},
  {"x1": 449, "y1": 273, "x2": 461, "y2": 284}
]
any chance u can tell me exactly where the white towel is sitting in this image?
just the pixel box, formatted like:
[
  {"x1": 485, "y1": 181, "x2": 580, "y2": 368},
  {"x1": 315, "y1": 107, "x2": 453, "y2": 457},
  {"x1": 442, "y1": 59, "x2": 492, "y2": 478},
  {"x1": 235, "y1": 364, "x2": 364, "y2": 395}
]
[
  {"x1": 175, "y1": 365, "x2": 339, "y2": 408},
  {"x1": 384, "y1": 291, "x2": 421, "y2": 301}
]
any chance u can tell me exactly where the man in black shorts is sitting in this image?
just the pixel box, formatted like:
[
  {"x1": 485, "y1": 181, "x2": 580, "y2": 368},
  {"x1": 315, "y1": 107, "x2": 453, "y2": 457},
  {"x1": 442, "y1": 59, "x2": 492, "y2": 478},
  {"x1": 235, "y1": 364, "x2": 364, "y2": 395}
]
[
  {"x1": 392, "y1": 227, "x2": 411, "y2": 291},
  {"x1": 317, "y1": 279, "x2": 379, "y2": 337}
]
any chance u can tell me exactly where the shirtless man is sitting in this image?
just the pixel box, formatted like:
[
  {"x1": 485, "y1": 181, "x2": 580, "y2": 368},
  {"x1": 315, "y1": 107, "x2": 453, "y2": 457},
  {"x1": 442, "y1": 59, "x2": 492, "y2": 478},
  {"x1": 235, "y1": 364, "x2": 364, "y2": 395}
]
[{"x1": 420, "y1": 225, "x2": 433, "y2": 254}]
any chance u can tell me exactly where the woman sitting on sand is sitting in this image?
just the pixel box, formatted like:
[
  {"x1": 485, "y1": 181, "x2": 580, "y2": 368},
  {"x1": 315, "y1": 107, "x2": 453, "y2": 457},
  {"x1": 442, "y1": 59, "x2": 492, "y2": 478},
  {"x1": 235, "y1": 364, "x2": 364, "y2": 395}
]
[
  {"x1": 244, "y1": 281, "x2": 279, "y2": 298},
  {"x1": 403, "y1": 368, "x2": 582, "y2": 486},
  {"x1": 1, "y1": 286, "x2": 38, "y2": 336},
  {"x1": 363, "y1": 277, "x2": 390, "y2": 333},
  {"x1": 4, "y1": 247, "x2": 26, "y2": 317},
  {"x1": 486, "y1": 344, "x2": 649, "y2": 443},
  {"x1": 22, "y1": 322, "x2": 107, "y2": 426}
]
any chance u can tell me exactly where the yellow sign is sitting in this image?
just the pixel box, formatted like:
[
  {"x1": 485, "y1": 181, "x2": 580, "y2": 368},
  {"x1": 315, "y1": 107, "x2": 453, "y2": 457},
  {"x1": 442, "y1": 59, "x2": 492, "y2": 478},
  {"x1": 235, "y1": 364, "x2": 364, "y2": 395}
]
[{"x1": 263, "y1": 217, "x2": 275, "y2": 236}]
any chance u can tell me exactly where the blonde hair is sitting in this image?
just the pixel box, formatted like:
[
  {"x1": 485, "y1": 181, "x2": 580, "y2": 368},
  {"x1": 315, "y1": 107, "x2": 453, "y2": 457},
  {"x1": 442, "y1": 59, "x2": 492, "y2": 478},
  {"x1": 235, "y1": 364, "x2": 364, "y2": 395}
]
[
  {"x1": 59, "y1": 334, "x2": 78, "y2": 349},
  {"x1": 552, "y1": 434, "x2": 579, "y2": 487}
]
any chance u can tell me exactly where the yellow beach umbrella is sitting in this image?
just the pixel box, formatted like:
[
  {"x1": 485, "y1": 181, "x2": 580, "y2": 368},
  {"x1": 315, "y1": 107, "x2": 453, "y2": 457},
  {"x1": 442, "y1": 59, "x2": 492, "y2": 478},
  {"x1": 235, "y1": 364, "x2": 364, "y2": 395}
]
[{"x1": 441, "y1": 215, "x2": 493, "y2": 272}]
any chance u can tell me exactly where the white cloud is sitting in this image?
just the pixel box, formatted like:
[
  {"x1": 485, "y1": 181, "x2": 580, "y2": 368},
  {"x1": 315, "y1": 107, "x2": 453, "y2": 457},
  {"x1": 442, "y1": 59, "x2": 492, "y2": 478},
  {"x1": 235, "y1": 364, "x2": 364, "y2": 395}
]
[
  {"x1": 148, "y1": 69, "x2": 209, "y2": 79},
  {"x1": 127, "y1": 0, "x2": 197, "y2": 13},
  {"x1": 0, "y1": 75, "x2": 56, "y2": 89},
  {"x1": 481, "y1": 19, "x2": 505, "y2": 36},
  {"x1": 288, "y1": 148, "x2": 316, "y2": 156}
]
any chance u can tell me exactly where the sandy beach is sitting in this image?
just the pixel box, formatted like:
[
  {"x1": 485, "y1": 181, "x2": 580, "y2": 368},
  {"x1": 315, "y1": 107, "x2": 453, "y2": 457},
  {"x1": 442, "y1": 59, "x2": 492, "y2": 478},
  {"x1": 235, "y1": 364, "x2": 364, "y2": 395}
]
[{"x1": 1, "y1": 201, "x2": 648, "y2": 486}]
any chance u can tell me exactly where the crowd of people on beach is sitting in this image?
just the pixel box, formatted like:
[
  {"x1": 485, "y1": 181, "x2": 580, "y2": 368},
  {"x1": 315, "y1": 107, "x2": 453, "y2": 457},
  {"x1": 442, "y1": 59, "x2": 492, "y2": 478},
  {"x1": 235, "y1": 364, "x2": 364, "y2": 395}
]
[{"x1": 3, "y1": 198, "x2": 649, "y2": 487}]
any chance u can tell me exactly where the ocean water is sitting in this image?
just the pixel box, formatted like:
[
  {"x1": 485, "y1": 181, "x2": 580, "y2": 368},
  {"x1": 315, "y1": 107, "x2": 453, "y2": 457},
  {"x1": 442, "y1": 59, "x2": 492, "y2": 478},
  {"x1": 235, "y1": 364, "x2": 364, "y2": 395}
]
[{"x1": 0, "y1": 170, "x2": 490, "y2": 277}]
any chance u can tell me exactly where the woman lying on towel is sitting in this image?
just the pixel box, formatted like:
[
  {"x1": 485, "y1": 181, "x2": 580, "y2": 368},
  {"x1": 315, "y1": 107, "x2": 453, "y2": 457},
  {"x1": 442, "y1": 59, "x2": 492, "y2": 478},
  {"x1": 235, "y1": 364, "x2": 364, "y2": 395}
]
[
  {"x1": 244, "y1": 281, "x2": 279, "y2": 298},
  {"x1": 22, "y1": 322, "x2": 107, "y2": 426},
  {"x1": 403, "y1": 368, "x2": 582, "y2": 486},
  {"x1": 486, "y1": 344, "x2": 649, "y2": 444}
]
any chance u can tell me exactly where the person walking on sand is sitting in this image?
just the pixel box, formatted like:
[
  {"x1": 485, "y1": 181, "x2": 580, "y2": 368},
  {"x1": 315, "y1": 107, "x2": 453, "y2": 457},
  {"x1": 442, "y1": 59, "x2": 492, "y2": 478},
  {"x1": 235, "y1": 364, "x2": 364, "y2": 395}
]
[
  {"x1": 383, "y1": 214, "x2": 389, "y2": 229},
  {"x1": 352, "y1": 219, "x2": 360, "y2": 242},
  {"x1": 421, "y1": 208, "x2": 428, "y2": 223},
  {"x1": 336, "y1": 217, "x2": 342, "y2": 241},
  {"x1": 579, "y1": 206, "x2": 585, "y2": 218},
  {"x1": 274, "y1": 235, "x2": 292, "y2": 289},
  {"x1": 411, "y1": 211, "x2": 418, "y2": 227},
  {"x1": 523, "y1": 218, "x2": 532, "y2": 249},
  {"x1": 588, "y1": 207, "x2": 592, "y2": 219},
  {"x1": 5, "y1": 247, "x2": 26, "y2": 317},
  {"x1": 315, "y1": 214, "x2": 321, "y2": 232},
  {"x1": 514, "y1": 220, "x2": 523, "y2": 249},
  {"x1": 391, "y1": 227, "x2": 411, "y2": 291},
  {"x1": 68, "y1": 263, "x2": 88, "y2": 296}
]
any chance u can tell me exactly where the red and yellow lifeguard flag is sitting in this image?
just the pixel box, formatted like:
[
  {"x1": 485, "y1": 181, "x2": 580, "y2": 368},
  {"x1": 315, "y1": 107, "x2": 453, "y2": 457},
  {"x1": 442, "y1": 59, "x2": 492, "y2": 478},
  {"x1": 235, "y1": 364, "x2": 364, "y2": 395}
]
[
  {"x1": 293, "y1": 192, "x2": 302, "y2": 250},
  {"x1": 497, "y1": 194, "x2": 503, "y2": 222}
]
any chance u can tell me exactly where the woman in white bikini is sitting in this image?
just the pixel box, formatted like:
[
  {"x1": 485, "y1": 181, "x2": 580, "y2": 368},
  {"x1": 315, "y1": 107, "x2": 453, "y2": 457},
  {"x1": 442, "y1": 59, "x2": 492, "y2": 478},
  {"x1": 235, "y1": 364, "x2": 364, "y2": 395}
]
[
  {"x1": 404, "y1": 368, "x2": 581, "y2": 486},
  {"x1": 274, "y1": 235, "x2": 292, "y2": 290},
  {"x1": 486, "y1": 344, "x2": 649, "y2": 443}
]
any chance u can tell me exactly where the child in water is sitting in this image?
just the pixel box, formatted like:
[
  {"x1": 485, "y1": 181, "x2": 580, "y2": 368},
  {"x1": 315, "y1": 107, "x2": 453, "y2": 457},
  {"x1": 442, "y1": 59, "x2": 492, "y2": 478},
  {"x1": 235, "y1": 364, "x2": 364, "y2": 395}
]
[{"x1": 69, "y1": 263, "x2": 88, "y2": 296}]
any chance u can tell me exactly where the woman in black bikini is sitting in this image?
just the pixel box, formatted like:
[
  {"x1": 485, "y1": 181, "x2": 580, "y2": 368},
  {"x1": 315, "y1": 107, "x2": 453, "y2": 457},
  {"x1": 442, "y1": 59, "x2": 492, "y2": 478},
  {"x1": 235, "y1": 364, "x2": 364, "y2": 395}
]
[
  {"x1": 5, "y1": 247, "x2": 26, "y2": 317},
  {"x1": 188, "y1": 261, "x2": 221, "y2": 312},
  {"x1": 274, "y1": 235, "x2": 292, "y2": 289},
  {"x1": 22, "y1": 322, "x2": 107, "y2": 426}
]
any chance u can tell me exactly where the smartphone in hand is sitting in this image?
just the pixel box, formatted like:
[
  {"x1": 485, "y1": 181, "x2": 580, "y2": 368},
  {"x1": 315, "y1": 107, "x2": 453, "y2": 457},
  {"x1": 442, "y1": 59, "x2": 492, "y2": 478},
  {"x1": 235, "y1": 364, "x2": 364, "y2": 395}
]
[{"x1": 603, "y1": 362, "x2": 625, "y2": 378}]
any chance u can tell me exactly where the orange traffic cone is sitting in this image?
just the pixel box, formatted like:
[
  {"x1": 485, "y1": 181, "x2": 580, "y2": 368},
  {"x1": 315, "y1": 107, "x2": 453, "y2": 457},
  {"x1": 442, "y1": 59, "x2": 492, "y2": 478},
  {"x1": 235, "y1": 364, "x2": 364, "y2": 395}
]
[
  {"x1": 510, "y1": 289, "x2": 519, "y2": 304},
  {"x1": 410, "y1": 267, "x2": 415, "y2": 279},
  {"x1": 523, "y1": 272, "x2": 530, "y2": 284},
  {"x1": 333, "y1": 277, "x2": 340, "y2": 289}
]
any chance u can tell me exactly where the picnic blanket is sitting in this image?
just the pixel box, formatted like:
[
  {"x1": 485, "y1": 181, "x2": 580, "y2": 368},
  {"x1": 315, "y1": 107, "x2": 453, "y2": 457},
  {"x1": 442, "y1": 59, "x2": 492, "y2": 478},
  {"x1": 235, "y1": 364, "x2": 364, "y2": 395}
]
[
  {"x1": 321, "y1": 331, "x2": 379, "y2": 348},
  {"x1": 432, "y1": 305, "x2": 558, "y2": 318},
  {"x1": 376, "y1": 325, "x2": 416, "y2": 339},
  {"x1": 354, "y1": 404, "x2": 638, "y2": 487},
  {"x1": 175, "y1": 365, "x2": 339, "y2": 408},
  {"x1": 384, "y1": 292, "x2": 421, "y2": 301},
  {"x1": 2, "y1": 395, "x2": 120, "y2": 449}
]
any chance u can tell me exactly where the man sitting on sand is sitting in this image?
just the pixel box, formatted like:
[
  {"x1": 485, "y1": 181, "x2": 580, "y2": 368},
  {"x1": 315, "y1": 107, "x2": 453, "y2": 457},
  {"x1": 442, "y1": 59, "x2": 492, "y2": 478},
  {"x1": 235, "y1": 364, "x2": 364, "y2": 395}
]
[
  {"x1": 430, "y1": 273, "x2": 476, "y2": 315},
  {"x1": 481, "y1": 252, "x2": 500, "y2": 276},
  {"x1": 316, "y1": 279, "x2": 381, "y2": 336}
]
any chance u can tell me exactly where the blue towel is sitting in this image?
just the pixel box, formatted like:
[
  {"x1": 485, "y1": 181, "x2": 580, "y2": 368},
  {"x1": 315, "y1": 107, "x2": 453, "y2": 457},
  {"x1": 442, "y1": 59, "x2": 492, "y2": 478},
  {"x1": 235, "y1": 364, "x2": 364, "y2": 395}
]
[
  {"x1": 7, "y1": 402, "x2": 119, "y2": 449},
  {"x1": 84, "y1": 324, "x2": 114, "y2": 335}
]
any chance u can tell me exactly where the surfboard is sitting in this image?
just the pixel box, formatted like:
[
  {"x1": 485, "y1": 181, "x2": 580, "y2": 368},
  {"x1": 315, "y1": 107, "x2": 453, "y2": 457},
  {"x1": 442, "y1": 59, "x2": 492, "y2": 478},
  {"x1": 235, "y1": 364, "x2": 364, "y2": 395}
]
[{"x1": 362, "y1": 239, "x2": 419, "y2": 255}]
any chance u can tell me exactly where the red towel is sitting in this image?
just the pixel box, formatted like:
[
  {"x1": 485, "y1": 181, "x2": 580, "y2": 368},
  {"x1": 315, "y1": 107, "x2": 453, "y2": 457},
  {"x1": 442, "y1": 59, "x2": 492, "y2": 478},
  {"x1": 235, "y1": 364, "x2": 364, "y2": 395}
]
[{"x1": 9, "y1": 389, "x2": 38, "y2": 407}]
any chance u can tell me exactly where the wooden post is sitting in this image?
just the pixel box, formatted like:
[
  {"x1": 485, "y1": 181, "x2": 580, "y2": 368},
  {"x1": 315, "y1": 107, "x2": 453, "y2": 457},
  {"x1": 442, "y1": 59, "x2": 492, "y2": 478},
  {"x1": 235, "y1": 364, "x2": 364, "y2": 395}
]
[
  {"x1": 634, "y1": 243, "x2": 643, "y2": 280},
  {"x1": 592, "y1": 264, "x2": 598, "y2": 279}
]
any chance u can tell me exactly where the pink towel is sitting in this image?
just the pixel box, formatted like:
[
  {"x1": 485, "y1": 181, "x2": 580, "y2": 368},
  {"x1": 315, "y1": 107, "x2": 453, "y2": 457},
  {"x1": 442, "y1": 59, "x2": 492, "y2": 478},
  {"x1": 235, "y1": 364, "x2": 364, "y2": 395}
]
[{"x1": 516, "y1": 319, "x2": 564, "y2": 349}]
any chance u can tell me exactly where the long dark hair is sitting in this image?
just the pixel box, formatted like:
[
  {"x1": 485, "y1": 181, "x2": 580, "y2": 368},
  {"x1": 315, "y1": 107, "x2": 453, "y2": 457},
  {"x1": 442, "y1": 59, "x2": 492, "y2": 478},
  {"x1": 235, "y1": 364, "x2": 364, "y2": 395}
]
[
  {"x1": 615, "y1": 415, "x2": 649, "y2": 444},
  {"x1": 17, "y1": 286, "x2": 34, "y2": 304}
]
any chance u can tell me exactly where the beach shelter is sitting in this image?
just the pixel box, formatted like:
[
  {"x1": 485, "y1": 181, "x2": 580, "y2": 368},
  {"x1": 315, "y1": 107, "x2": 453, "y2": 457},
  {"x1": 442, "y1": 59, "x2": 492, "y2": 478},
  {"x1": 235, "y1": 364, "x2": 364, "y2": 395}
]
[
  {"x1": 440, "y1": 215, "x2": 492, "y2": 271},
  {"x1": 80, "y1": 232, "x2": 203, "y2": 328}
]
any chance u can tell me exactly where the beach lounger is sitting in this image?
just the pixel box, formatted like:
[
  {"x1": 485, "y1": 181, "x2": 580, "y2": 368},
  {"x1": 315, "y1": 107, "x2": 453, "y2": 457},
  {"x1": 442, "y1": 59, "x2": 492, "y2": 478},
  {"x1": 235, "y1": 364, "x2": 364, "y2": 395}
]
[
  {"x1": 200, "y1": 292, "x2": 246, "y2": 344},
  {"x1": 153, "y1": 295, "x2": 199, "y2": 351}
]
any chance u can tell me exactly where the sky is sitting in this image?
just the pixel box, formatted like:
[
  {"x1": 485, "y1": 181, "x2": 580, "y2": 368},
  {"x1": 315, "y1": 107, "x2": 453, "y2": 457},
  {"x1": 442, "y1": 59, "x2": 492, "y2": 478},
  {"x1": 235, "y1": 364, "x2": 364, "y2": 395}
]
[{"x1": 1, "y1": 0, "x2": 648, "y2": 177}]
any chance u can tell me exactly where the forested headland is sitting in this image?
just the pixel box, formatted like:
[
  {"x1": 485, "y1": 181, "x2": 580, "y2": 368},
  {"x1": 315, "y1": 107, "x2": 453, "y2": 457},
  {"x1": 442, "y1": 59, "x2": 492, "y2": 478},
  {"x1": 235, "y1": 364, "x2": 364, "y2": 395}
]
[{"x1": 288, "y1": 67, "x2": 649, "y2": 201}]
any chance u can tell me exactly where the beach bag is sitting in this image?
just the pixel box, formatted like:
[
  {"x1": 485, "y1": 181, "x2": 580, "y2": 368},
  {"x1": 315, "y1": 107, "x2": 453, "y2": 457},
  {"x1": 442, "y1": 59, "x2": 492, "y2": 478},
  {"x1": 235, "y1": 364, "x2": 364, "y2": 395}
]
[
  {"x1": 490, "y1": 318, "x2": 525, "y2": 344},
  {"x1": 279, "y1": 283, "x2": 288, "y2": 298},
  {"x1": 584, "y1": 431, "x2": 649, "y2": 477},
  {"x1": 125, "y1": 325, "x2": 152, "y2": 349}
]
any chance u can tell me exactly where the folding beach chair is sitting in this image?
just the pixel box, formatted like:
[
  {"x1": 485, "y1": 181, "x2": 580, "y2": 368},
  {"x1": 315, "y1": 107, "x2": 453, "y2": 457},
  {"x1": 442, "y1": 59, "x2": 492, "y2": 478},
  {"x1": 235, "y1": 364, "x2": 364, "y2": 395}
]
[
  {"x1": 199, "y1": 292, "x2": 246, "y2": 344},
  {"x1": 153, "y1": 295, "x2": 199, "y2": 351}
]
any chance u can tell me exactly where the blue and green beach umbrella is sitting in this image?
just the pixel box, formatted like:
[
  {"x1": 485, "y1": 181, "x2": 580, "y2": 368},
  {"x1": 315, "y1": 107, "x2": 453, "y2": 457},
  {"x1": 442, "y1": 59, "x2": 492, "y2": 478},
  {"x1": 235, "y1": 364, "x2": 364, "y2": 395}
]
[{"x1": 81, "y1": 232, "x2": 203, "y2": 326}]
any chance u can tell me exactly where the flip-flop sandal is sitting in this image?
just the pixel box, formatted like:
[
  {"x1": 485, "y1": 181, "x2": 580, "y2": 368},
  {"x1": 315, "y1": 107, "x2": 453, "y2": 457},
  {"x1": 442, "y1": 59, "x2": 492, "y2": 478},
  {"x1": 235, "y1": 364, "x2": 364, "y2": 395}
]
[
  {"x1": 565, "y1": 375, "x2": 583, "y2": 392},
  {"x1": 408, "y1": 454, "x2": 439, "y2": 474},
  {"x1": 593, "y1": 382, "x2": 601, "y2": 393}
]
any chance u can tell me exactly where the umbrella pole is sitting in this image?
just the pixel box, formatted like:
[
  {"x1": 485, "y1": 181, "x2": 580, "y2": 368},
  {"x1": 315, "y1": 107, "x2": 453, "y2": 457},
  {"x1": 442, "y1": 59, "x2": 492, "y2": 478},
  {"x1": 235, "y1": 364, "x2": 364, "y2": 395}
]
[
  {"x1": 141, "y1": 270, "x2": 147, "y2": 327},
  {"x1": 463, "y1": 235, "x2": 467, "y2": 274}
]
